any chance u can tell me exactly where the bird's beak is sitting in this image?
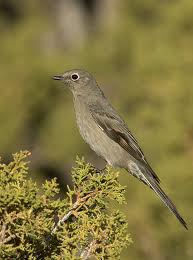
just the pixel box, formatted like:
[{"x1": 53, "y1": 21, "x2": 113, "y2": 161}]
[{"x1": 52, "y1": 75, "x2": 64, "y2": 81}]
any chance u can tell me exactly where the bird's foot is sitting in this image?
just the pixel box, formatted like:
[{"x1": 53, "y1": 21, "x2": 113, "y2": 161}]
[{"x1": 91, "y1": 166, "x2": 107, "y2": 175}]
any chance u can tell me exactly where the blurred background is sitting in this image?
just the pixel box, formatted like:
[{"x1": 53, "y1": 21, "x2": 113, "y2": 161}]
[{"x1": 0, "y1": 0, "x2": 193, "y2": 259}]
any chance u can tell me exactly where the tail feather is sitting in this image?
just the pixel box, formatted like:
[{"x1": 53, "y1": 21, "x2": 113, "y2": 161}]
[
  {"x1": 128, "y1": 162, "x2": 188, "y2": 229},
  {"x1": 148, "y1": 178, "x2": 187, "y2": 229}
]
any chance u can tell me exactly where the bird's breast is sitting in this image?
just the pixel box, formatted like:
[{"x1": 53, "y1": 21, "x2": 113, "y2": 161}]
[
  {"x1": 73, "y1": 97, "x2": 128, "y2": 166},
  {"x1": 73, "y1": 98, "x2": 102, "y2": 149}
]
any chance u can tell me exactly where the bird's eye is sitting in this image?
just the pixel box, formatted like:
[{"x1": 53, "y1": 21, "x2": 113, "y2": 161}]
[{"x1": 71, "y1": 73, "x2": 79, "y2": 81}]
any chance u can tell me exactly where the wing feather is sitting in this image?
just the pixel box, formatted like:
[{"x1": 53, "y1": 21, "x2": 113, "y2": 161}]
[{"x1": 89, "y1": 106, "x2": 160, "y2": 183}]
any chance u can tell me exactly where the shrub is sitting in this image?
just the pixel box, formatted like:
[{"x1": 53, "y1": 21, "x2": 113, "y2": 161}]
[{"x1": 0, "y1": 151, "x2": 132, "y2": 259}]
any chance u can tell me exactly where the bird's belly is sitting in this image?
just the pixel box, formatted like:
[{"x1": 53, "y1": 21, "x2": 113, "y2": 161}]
[{"x1": 76, "y1": 113, "x2": 127, "y2": 166}]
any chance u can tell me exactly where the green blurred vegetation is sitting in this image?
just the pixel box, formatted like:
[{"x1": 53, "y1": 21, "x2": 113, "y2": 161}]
[{"x1": 0, "y1": 1, "x2": 193, "y2": 259}]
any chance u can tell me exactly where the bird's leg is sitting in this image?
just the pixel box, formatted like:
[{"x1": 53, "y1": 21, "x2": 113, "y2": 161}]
[
  {"x1": 88, "y1": 164, "x2": 107, "y2": 175},
  {"x1": 94, "y1": 165, "x2": 107, "y2": 174}
]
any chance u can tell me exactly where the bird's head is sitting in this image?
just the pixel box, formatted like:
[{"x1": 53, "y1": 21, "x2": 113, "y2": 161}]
[{"x1": 52, "y1": 69, "x2": 100, "y2": 97}]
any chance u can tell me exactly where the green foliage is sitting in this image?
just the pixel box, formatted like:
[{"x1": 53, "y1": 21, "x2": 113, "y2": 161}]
[{"x1": 0, "y1": 151, "x2": 132, "y2": 259}]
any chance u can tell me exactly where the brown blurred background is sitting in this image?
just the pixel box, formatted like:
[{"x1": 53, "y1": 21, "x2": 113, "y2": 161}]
[{"x1": 0, "y1": 0, "x2": 193, "y2": 259}]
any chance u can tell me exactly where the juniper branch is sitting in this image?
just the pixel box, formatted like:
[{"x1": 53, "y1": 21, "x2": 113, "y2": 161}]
[
  {"x1": 0, "y1": 152, "x2": 131, "y2": 259},
  {"x1": 51, "y1": 190, "x2": 98, "y2": 234},
  {"x1": 80, "y1": 240, "x2": 96, "y2": 260}
]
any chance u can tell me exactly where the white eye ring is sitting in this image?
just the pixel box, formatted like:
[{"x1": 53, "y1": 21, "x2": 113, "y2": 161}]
[{"x1": 71, "y1": 73, "x2": 79, "y2": 81}]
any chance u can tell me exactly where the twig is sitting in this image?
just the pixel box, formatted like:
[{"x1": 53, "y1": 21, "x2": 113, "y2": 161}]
[
  {"x1": 80, "y1": 240, "x2": 96, "y2": 260},
  {"x1": 51, "y1": 190, "x2": 98, "y2": 234},
  {"x1": 51, "y1": 200, "x2": 79, "y2": 234},
  {"x1": 0, "y1": 223, "x2": 7, "y2": 244},
  {"x1": 0, "y1": 223, "x2": 16, "y2": 245}
]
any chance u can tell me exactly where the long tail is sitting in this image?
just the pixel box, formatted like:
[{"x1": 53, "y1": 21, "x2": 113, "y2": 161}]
[
  {"x1": 147, "y1": 177, "x2": 188, "y2": 230},
  {"x1": 128, "y1": 162, "x2": 188, "y2": 229}
]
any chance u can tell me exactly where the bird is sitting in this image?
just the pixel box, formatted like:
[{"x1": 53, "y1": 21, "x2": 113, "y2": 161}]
[{"x1": 53, "y1": 69, "x2": 187, "y2": 229}]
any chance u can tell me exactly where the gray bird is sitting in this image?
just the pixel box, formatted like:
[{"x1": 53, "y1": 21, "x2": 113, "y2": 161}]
[{"x1": 53, "y1": 69, "x2": 187, "y2": 229}]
